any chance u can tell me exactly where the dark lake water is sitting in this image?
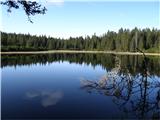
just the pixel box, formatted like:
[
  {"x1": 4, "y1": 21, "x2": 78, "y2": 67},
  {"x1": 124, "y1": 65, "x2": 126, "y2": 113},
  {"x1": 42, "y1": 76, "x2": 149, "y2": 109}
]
[{"x1": 1, "y1": 53, "x2": 160, "y2": 119}]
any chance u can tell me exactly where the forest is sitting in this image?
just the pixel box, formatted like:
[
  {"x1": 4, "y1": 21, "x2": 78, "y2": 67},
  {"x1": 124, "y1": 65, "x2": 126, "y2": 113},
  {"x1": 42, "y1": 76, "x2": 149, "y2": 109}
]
[
  {"x1": 1, "y1": 53, "x2": 160, "y2": 76},
  {"x1": 1, "y1": 28, "x2": 160, "y2": 52}
]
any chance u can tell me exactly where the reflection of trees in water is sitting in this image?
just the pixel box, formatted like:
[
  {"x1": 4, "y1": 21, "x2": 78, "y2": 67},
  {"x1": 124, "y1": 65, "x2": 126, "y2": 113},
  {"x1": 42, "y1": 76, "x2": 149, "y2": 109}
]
[
  {"x1": 1, "y1": 53, "x2": 160, "y2": 76},
  {"x1": 81, "y1": 54, "x2": 160, "y2": 119}
]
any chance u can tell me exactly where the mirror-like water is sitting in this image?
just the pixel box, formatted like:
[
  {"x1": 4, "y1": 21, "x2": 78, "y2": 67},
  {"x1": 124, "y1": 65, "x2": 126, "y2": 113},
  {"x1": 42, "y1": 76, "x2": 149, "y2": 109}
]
[{"x1": 1, "y1": 53, "x2": 160, "y2": 119}]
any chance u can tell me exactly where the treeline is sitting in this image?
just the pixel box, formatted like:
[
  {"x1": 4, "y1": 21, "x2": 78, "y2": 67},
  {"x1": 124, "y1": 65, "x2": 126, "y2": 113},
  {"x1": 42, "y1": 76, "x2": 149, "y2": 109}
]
[
  {"x1": 1, "y1": 53, "x2": 160, "y2": 76},
  {"x1": 1, "y1": 28, "x2": 160, "y2": 52}
]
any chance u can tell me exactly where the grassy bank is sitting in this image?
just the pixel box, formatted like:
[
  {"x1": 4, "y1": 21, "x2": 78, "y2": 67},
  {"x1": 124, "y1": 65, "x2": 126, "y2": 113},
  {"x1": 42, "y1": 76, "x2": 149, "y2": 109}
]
[{"x1": 1, "y1": 50, "x2": 160, "y2": 56}]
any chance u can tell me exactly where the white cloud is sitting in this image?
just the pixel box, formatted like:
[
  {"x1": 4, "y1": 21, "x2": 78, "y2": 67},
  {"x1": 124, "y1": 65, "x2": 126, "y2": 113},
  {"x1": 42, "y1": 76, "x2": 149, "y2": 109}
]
[
  {"x1": 23, "y1": 0, "x2": 64, "y2": 6},
  {"x1": 47, "y1": 0, "x2": 64, "y2": 2},
  {"x1": 26, "y1": 90, "x2": 63, "y2": 107},
  {"x1": 42, "y1": 0, "x2": 64, "y2": 6},
  {"x1": 46, "y1": 0, "x2": 64, "y2": 4},
  {"x1": 41, "y1": 91, "x2": 63, "y2": 107}
]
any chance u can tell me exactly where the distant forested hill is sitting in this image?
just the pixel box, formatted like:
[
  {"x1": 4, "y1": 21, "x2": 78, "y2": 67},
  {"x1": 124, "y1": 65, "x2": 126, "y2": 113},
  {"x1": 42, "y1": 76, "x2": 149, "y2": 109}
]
[{"x1": 1, "y1": 28, "x2": 160, "y2": 52}]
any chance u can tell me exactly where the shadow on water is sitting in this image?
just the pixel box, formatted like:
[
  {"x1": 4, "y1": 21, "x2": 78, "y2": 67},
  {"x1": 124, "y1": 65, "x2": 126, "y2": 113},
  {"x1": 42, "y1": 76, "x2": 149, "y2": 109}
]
[{"x1": 80, "y1": 53, "x2": 160, "y2": 119}]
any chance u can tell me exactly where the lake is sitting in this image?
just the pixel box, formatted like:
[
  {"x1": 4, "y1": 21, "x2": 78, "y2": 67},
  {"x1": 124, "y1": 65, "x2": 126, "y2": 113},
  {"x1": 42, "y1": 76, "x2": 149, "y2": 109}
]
[{"x1": 1, "y1": 53, "x2": 160, "y2": 119}]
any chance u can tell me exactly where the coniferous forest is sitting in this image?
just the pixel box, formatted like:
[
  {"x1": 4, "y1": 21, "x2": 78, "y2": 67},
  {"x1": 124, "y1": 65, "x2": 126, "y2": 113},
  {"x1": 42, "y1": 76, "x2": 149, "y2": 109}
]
[{"x1": 1, "y1": 28, "x2": 160, "y2": 52}]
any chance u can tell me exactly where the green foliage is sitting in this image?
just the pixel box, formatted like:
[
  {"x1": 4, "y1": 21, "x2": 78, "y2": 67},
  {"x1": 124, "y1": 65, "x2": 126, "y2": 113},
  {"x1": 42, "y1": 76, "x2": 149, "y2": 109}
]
[
  {"x1": 145, "y1": 47, "x2": 160, "y2": 53},
  {"x1": 1, "y1": 28, "x2": 160, "y2": 52},
  {"x1": 1, "y1": 54, "x2": 160, "y2": 76}
]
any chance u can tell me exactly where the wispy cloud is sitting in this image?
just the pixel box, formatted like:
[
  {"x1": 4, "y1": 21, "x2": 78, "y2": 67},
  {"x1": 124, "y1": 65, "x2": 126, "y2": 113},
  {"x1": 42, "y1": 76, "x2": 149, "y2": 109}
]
[
  {"x1": 23, "y1": 0, "x2": 64, "y2": 6},
  {"x1": 45, "y1": 0, "x2": 64, "y2": 6},
  {"x1": 26, "y1": 90, "x2": 63, "y2": 107}
]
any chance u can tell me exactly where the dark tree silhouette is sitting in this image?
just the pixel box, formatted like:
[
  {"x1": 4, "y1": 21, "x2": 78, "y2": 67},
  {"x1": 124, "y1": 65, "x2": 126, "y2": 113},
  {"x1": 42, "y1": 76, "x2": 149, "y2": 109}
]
[{"x1": 1, "y1": 0, "x2": 47, "y2": 23}]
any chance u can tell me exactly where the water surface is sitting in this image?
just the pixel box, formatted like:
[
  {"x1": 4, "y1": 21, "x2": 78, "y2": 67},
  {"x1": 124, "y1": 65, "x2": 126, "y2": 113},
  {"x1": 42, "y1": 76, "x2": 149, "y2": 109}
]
[{"x1": 1, "y1": 53, "x2": 160, "y2": 119}]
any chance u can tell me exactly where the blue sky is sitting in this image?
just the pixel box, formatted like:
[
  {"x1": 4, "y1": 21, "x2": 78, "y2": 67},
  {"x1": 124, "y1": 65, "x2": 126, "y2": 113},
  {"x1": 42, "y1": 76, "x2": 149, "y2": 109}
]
[{"x1": 1, "y1": 0, "x2": 159, "y2": 38}]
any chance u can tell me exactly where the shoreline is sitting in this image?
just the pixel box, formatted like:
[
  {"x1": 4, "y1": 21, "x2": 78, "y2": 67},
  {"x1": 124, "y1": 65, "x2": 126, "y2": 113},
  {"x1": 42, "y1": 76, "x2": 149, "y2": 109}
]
[{"x1": 1, "y1": 50, "x2": 160, "y2": 56}]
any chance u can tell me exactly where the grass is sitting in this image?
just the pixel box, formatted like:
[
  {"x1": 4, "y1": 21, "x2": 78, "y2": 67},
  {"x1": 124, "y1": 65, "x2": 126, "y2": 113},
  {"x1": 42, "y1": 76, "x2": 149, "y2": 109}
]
[{"x1": 1, "y1": 50, "x2": 160, "y2": 56}]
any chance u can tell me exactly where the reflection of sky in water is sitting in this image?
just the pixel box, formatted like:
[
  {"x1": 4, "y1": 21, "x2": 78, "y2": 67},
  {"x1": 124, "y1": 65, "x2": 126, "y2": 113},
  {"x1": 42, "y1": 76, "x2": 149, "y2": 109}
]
[
  {"x1": 26, "y1": 90, "x2": 63, "y2": 107},
  {"x1": 2, "y1": 59, "x2": 160, "y2": 119},
  {"x1": 80, "y1": 56, "x2": 160, "y2": 119},
  {"x1": 2, "y1": 61, "x2": 109, "y2": 119}
]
